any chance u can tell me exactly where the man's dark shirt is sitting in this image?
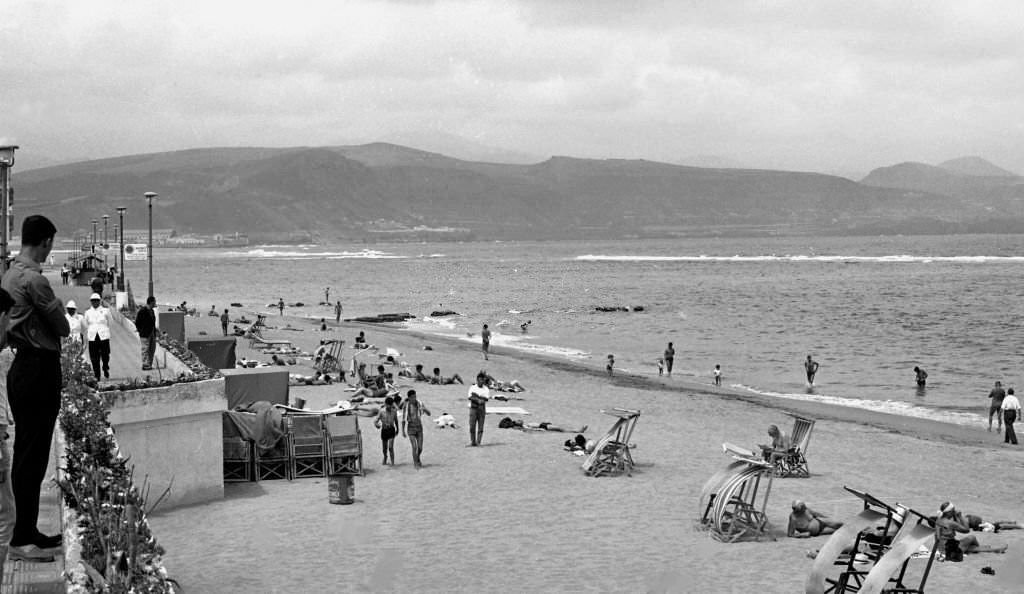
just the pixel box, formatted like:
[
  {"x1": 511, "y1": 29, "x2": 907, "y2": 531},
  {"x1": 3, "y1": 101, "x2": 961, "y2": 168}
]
[
  {"x1": 1, "y1": 254, "x2": 69, "y2": 351},
  {"x1": 135, "y1": 306, "x2": 156, "y2": 338}
]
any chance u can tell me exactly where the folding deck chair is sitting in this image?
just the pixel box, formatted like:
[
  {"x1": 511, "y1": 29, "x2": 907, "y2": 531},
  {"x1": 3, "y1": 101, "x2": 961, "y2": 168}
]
[
  {"x1": 222, "y1": 413, "x2": 253, "y2": 482},
  {"x1": 764, "y1": 414, "x2": 815, "y2": 478},
  {"x1": 805, "y1": 487, "x2": 911, "y2": 594},
  {"x1": 288, "y1": 414, "x2": 327, "y2": 478},
  {"x1": 581, "y1": 408, "x2": 641, "y2": 477},
  {"x1": 314, "y1": 339, "x2": 346, "y2": 375},
  {"x1": 245, "y1": 314, "x2": 294, "y2": 350},
  {"x1": 255, "y1": 433, "x2": 292, "y2": 481},
  {"x1": 326, "y1": 414, "x2": 364, "y2": 476}
]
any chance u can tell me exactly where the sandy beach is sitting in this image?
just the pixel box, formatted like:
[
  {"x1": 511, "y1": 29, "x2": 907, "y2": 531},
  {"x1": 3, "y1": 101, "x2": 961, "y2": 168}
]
[{"x1": 147, "y1": 311, "x2": 1024, "y2": 593}]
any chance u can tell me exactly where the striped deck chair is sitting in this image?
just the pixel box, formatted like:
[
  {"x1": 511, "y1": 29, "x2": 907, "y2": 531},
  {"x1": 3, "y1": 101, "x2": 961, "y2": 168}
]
[
  {"x1": 326, "y1": 414, "x2": 363, "y2": 476},
  {"x1": 581, "y1": 408, "x2": 640, "y2": 477}
]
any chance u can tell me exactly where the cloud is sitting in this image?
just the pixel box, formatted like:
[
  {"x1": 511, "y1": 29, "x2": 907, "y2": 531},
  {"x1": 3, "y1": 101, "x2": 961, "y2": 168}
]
[{"x1": 2, "y1": 0, "x2": 1023, "y2": 174}]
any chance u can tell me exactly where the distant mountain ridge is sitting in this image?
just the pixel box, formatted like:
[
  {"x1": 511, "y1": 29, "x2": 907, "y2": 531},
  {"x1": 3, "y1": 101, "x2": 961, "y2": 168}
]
[
  {"x1": 14, "y1": 144, "x2": 1024, "y2": 240},
  {"x1": 860, "y1": 157, "x2": 1023, "y2": 220}
]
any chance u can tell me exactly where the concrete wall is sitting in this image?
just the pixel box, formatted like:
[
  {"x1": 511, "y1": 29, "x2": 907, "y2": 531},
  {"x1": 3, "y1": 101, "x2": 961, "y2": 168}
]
[{"x1": 106, "y1": 378, "x2": 227, "y2": 509}]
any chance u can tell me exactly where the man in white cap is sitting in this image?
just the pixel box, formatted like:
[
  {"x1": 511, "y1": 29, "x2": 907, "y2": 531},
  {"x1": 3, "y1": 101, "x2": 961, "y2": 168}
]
[
  {"x1": 83, "y1": 293, "x2": 112, "y2": 380},
  {"x1": 64, "y1": 300, "x2": 85, "y2": 344}
]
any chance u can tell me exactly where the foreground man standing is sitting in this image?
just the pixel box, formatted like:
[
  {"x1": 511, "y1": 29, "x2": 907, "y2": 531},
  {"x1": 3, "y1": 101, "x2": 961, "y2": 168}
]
[{"x1": 1, "y1": 215, "x2": 70, "y2": 559}]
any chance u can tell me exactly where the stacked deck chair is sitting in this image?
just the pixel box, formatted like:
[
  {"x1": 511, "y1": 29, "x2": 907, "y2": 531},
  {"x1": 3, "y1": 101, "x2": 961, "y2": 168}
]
[
  {"x1": 288, "y1": 414, "x2": 327, "y2": 478},
  {"x1": 326, "y1": 414, "x2": 364, "y2": 476},
  {"x1": 222, "y1": 413, "x2": 253, "y2": 482},
  {"x1": 581, "y1": 408, "x2": 641, "y2": 477},
  {"x1": 805, "y1": 486, "x2": 935, "y2": 594},
  {"x1": 697, "y1": 443, "x2": 775, "y2": 543}
]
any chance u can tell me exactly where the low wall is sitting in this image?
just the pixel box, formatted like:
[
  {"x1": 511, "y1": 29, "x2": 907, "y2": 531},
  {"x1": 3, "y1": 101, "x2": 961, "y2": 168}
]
[{"x1": 105, "y1": 378, "x2": 227, "y2": 509}]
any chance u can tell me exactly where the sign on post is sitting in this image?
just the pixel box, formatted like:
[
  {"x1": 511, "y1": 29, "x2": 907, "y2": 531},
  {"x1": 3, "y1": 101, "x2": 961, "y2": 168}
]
[{"x1": 124, "y1": 243, "x2": 148, "y2": 261}]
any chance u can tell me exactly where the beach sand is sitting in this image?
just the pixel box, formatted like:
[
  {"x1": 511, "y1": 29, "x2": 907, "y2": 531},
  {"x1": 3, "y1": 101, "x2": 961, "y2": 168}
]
[{"x1": 147, "y1": 312, "x2": 1024, "y2": 593}]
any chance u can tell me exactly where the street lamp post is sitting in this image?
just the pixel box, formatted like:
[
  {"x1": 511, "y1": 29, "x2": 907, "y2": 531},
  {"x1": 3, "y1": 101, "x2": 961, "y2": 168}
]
[
  {"x1": 102, "y1": 214, "x2": 109, "y2": 269},
  {"x1": 116, "y1": 207, "x2": 126, "y2": 291},
  {"x1": 145, "y1": 192, "x2": 157, "y2": 299},
  {"x1": 91, "y1": 219, "x2": 98, "y2": 253},
  {"x1": 0, "y1": 145, "x2": 18, "y2": 273}
]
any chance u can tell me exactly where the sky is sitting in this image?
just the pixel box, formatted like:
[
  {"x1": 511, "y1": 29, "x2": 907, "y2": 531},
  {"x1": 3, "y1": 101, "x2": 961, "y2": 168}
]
[{"x1": 2, "y1": 0, "x2": 1023, "y2": 176}]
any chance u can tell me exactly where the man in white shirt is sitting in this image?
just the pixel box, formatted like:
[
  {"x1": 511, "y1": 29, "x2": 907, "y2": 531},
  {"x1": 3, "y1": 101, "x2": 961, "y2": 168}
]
[
  {"x1": 83, "y1": 293, "x2": 112, "y2": 380},
  {"x1": 468, "y1": 373, "x2": 490, "y2": 446},
  {"x1": 1001, "y1": 388, "x2": 1021, "y2": 445},
  {"x1": 64, "y1": 300, "x2": 85, "y2": 344}
]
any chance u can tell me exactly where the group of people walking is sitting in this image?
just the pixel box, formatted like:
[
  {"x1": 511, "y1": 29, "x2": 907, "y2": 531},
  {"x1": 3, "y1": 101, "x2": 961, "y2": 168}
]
[{"x1": 987, "y1": 381, "x2": 1021, "y2": 445}]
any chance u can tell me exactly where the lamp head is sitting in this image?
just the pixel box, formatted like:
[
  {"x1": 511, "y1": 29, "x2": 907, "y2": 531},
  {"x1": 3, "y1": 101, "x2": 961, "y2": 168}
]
[
  {"x1": 144, "y1": 192, "x2": 158, "y2": 200},
  {"x1": 0, "y1": 145, "x2": 17, "y2": 166}
]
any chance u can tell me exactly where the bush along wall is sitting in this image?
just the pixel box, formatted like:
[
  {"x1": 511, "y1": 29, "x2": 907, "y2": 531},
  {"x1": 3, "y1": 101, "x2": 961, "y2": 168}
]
[{"x1": 58, "y1": 342, "x2": 177, "y2": 593}]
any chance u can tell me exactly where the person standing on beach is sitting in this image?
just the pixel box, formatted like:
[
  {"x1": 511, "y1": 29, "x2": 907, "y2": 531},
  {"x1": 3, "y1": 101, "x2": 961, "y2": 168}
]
[
  {"x1": 375, "y1": 396, "x2": 399, "y2": 465},
  {"x1": 663, "y1": 342, "x2": 675, "y2": 376},
  {"x1": 468, "y1": 373, "x2": 490, "y2": 446},
  {"x1": 606, "y1": 354, "x2": 615, "y2": 377},
  {"x1": 220, "y1": 308, "x2": 230, "y2": 337},
  {"x1": 402, "y1": 390, "x2": 431, "y2": 467},
  {"x1": 804, "y1": 355, "x2": 819, "y2": 386},
  {"x1": 713, "y1": 364, "x2": 722, "y2": 386},
  {"x1": 1, "y1": 215, "x2": 70, "y2": 558},
  {"x1": 278, "y1": 298, "x2": 285, "y2": 316},
  {"x1": 1001, "y1": 388, "x2": 1020, "y2": 445},
  {"x1": 988, "y1": 381, "x2": 1006, "y2": 432},
  {"x1": 135, "y1": 296, "x2": 157, "y2": 371},
  {"x1": 914, "y1": 366, "x2": 928, "y2": 387},
  {"x1": 324, "y1": 287, "x2": 330, "y2": 305},
  {"x1": 334, "y1": 301, "x2": 342, "y2": 323},
  {"x1": 83, "y1": 293, "x2": 112, "y2": 380},
  {"x1": 481, "y1": 324, "x2": 491, "y2": 360}
]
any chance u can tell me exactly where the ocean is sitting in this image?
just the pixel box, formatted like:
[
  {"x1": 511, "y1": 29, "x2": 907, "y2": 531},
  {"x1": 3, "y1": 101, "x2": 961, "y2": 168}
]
[{"x1": 107, "y1": 234, "x2": 1024, "y2": 427}]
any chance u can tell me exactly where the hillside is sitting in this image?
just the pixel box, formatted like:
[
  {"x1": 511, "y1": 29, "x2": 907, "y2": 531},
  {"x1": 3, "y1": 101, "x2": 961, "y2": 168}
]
[
  {"x1": 11, "y1": 144, "x2": 1015, "y2": 241},
  {"x1": 860, "y1": 159, "x2": 1024, "y2": 222}
]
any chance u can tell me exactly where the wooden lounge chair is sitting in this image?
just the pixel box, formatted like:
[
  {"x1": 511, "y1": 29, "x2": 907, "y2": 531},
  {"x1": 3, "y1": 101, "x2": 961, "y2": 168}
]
[
  {"x1": 326, "y1": 414, "x2": 363, "y2": 476},
  {"x1": 763, "y1": 414, "x2": 815, "y2": 478},
  {"x1": 581, "y1": 408, "x2": 640, "y2": 477},
  {"x1": 255, "y1": 431, "x2": 292, "y2": 481},
  {"x1": 288, "y1": 414, "x2": 327, "y2": 478}
]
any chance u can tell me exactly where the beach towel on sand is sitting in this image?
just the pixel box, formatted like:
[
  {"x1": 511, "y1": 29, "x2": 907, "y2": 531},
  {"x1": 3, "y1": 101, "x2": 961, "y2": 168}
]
[{"x1": 486, "y1": 406, "x2": 530, "y2": 415}]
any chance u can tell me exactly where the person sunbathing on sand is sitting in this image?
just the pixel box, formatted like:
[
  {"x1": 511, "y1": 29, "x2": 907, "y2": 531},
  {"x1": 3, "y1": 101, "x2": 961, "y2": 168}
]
[
  {"x1": 788, "y1": 500, "x2": 843, "y2": 538},
  {"x1": 407, "y1": 363, "x2": 431, "y2": 381},
  {"x1": 935, "y1": 502, "x2": 1008, "y2": 557},
  {"x1": 430, "y1": 367, "x2": 464, "y2": 385},
  {"x1": 498, "y1": 417, "x2": 587, "y2": 433}
]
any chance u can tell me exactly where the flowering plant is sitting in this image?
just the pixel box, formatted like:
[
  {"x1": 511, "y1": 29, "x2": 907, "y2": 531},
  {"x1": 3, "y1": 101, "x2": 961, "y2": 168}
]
[{"x1": 58, "y1": 342, "x2": 176, "y2": 593}]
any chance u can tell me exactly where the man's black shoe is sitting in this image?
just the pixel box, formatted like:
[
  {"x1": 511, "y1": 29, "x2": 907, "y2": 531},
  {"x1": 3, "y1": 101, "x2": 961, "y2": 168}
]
[{"x1": 34, "y1": 533, "x2": 62, "y2": 549}]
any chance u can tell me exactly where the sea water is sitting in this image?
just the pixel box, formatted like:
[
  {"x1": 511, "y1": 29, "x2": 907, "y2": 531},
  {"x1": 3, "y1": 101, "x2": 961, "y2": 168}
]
[{"x1": 122, "y1": 234, "x2": 1024, "y2": 427}]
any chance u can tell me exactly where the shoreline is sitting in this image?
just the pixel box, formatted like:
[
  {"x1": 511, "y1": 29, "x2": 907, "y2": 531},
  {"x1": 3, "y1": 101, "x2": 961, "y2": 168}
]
[{"x1": 333, "y1": 319, "x2": 1006, "y2": 450}]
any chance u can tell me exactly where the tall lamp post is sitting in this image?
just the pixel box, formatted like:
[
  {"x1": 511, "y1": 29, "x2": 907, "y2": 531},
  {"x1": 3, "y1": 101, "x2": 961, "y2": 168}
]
[
  {"x1": 102, "y1": 214, "x2": 109, "y2": 269},
  {"x1": 91, "y1": 219, "x2": 98, "y2": 253},
  {"x1": 116, "y1": 207, "x2": 126, "y2": 291},
  {"x1": 0, "y1": 145, "x2": 18, "y2": 273},
  {"x1": 145, "y1": 192, "x2": 157, "y2": 299}
]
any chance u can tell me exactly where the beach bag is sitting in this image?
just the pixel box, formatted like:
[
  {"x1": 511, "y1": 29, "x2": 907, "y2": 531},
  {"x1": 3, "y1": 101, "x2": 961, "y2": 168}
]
[{"x1": 944, "y1": 538, "x2": 964, "y2": 562}]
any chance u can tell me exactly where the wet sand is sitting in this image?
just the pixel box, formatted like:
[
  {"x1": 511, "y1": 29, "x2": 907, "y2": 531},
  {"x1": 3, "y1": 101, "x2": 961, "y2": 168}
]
[{"x1": 147, "y1": 313, "x2": 1024, "y2": 593}]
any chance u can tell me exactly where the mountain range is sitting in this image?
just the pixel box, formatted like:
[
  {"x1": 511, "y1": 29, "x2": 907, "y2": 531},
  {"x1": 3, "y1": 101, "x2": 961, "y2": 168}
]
[{"x1": 12, "y1": 144, "x2": 1024, "y2": 241}]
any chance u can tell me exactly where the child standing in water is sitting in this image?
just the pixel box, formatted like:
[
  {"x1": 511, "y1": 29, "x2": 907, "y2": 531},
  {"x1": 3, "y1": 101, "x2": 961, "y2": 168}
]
[
  {"x1": 713, "y1": 364, "x2": 722, "y2": 386},
  {"x1": 606, "y1": 354, "x2": 615, "y2": 377},
  {"x1": 656, "y1": 358, "x2": 665, "y2": 376}
]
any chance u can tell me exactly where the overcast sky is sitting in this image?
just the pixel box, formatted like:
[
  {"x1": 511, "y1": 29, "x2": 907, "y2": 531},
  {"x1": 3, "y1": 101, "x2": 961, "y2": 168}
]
[{"x1": 2, "y1": 0, "x2": 1022, "y2": 175}]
